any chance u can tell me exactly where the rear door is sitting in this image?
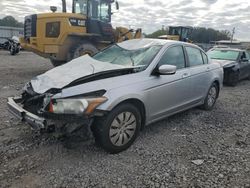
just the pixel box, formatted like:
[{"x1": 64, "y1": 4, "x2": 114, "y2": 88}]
[{"x1": 184, "y1": 46, "x2": 211, "y2": 102}]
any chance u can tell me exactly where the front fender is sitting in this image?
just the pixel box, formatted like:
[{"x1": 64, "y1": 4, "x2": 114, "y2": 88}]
[
  {"x1": 98, "y1": 92, "x2": 146, "y2": 112},
  {"x1": 223, "y1": 62, "x2": 239, "y2": 71}
]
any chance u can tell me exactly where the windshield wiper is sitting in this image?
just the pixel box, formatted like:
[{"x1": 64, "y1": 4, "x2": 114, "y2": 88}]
[
  {"x1": 129, "y1": 54, "x2": 135, "y2": 66},
  {"x1": 110, "y1": 57, "x2": 118, "y2": 64},
  {"x1": 211, "y1": 58, "x2": 235, "y2": 61}
]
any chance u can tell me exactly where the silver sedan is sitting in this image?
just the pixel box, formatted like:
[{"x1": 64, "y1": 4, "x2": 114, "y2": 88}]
[{"x1": 8, "y1": 39, "x2": 223, "y2": 153}]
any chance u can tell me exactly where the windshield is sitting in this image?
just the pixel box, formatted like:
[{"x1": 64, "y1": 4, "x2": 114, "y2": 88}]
[
  {"x1": 207, "y1": 49, "x2": 240, "y2": 61},
  {"x1": 93, "y1": 45, "x2": 162, "y2": 70}
]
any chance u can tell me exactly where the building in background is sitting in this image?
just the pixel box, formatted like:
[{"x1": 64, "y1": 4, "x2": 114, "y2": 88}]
[
  {"x1": 196, "y1": 40, "x2": 250, "y2": 52},
  {"x1": 210, "y1": 40, "x2": 250, "y2": 50},
  {"x1": 0, "y1": 26, "x2": 23, "y2": 43}
]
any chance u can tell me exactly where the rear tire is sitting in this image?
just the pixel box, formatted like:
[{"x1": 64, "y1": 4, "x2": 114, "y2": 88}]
[
  {"x1": 92, "y1": 103, "x2": 142, "y2": 154},
  {"x1": 71, "y1": 42, "x2": 98, "y2": 60},
  {"x1": 50, "y1": 59, "x2": 66, "y2": 67},
  {"x1": 201, "y1": 83, "x2": 218, "y2": 111}
]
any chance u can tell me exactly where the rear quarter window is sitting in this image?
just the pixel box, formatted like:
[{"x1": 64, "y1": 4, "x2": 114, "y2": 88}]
[{"x1": 201, "y1": 52, "x2": 208, "y2": 64}]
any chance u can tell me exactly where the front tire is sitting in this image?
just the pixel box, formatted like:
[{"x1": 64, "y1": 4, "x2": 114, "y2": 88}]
[
  {"x1": 228, "y1": 72, "x2": 239, "y2": 86},
  {"x1": 92, "y1": 103, "x2": 142, "y2": 154},
  {"x1": 15, "y1": 47, "x2": 20, "y2": 54},
  {"x1": 201, "y1": 83, "x2": 219, "y2": 111},
  {"x1": 10, "y1": 45, "x2": 16, "y2": 55}
]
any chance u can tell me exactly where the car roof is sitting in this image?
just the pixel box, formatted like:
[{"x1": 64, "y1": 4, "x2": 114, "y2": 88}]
[{"x1": 117, "y1": 38, "x2": 198, "y2": 50}]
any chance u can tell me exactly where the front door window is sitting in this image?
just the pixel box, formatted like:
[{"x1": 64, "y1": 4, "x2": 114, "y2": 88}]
[{"x1": 158, "y1": 46, "x2": 186, "y2": 69}]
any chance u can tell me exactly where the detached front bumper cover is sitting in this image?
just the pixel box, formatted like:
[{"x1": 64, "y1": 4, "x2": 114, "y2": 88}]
[{"x1": 7, "y1": 97, "x2": 46, "y2": 130}]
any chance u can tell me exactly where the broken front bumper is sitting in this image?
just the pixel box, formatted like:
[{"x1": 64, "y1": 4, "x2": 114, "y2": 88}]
[
  {"x1": 7, "y1": 97, "x2": 46, "y2": 130},
  {"x1": 7, "y1": 97, "x2": 97, "y2": 133}
]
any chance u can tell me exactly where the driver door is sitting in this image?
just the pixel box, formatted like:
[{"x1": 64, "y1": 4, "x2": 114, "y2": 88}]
[{"x1": 146, "y1": 45, "x2": 193, "y2": 122}]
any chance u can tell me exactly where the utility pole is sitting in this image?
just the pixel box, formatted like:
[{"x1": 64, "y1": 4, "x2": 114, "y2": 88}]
[
  {"x1": 162, "y1": 25, "x2": 165, "y2": 31},
  {"x1": 231, "y1": 27, "x2": 235, "y2": 44}
]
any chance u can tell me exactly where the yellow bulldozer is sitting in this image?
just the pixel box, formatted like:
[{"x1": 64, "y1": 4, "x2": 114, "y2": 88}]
[
  {"x1": 158, "y1": 26, "x2": 193, "y2": 43},
  {"x1": 20, "y1": 0, "x2": 142, "y2": 66}
]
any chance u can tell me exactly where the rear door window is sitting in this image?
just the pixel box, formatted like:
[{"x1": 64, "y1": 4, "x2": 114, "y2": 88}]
[{"x1": 186, "y1": 47, "x2": 204, "y2": 67}]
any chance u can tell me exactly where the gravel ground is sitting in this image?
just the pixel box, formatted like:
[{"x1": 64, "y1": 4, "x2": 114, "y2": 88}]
[{"x1": 0, "y1": 50, "x2": 250, "y2": 188}]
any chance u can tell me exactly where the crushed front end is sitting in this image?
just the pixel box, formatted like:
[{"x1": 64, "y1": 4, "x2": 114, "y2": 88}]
[{"x1": 7, "y1": 83, "x2": 107, "y2": 134}]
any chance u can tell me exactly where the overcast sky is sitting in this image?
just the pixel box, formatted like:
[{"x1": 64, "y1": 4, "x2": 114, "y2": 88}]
[{"x1": 0, "y1": 0, "x2": 250, "y2": 40}]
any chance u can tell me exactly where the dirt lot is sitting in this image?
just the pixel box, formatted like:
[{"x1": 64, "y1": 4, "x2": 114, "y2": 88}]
[{"x1": 0, "y1": 50, "x2": 250, "y2": 188}]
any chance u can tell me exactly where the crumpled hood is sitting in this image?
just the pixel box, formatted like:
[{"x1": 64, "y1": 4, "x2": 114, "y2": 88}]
[
  {"x1": 211, "y1": 59, "x2": 236, "y2": 67},
  {"x1": 31, "y1": 55, "x2": 125, "y2": 94}
]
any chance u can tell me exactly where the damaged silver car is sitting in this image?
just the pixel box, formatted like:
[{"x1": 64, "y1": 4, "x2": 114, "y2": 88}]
[{"x1": 8, "y1": 39, "x2": 223, "y2": 153}]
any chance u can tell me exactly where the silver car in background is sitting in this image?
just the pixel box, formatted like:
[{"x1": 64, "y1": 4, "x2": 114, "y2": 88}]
[{"x1": 8, "y1": 39, "x2": 223, "y2": 153}]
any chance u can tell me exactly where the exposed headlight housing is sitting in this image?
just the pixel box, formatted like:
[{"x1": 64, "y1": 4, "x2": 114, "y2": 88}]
[{"x1": 49, "y1": 97, "x2": 107, "y2": 115}]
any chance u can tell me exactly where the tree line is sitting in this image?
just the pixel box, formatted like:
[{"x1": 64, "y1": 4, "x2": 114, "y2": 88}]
[
  {"x1": 0, "y1": 16, "x2": 24, "y2": 28},
  {"x1": 0, "y1": 16, "x2": 231, "y2": 43},
  {"x1": 145, "y1": 27, "x2": 231, "y2": 43}
]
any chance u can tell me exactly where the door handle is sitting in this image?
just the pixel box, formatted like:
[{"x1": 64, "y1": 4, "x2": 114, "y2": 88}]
[{"x1": 182, "y1": 73, "x2": 189, "y2": 78}]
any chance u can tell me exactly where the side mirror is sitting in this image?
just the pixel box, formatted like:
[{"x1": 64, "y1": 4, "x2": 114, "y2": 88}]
[
  {"x1": 241, "y1": 58, "x2": 249, "y2": 62},
  {"x1": 157, "y1": 65, "x2": 177, "y2": 75},
  {"x1": 50, "y1": 6, "x2": 57, "y2": 13},
  {"x1": 116, "y1": 1, "x2": 119, "y2": 10}
]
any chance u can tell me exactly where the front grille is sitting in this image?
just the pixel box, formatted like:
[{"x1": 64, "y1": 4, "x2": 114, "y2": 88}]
[{"x1": 24, "y1": 14, "x2": 37, "y2": 40}]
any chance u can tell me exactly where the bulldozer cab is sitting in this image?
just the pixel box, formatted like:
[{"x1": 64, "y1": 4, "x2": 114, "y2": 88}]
[
  {"x1": 169, "y1": 26, "x2": 192, "y2": 42},
  {"x1": 20, "y1": 0, "x2": 142, "y2": 66},
  {"x1": 72, "y1": 0, "x2": 114, "y2": 22},
  {"x1": 71, "y1": 0, "x2": 116, "y2": 41}
]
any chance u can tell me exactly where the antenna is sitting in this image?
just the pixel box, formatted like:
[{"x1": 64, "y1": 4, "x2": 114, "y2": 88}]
[
  {"x1": 162, "y1": 25, "x2": 165, "y2": 31},
  {"x1": 231, "y1": 27, "x2": 235, "y2": 44}
]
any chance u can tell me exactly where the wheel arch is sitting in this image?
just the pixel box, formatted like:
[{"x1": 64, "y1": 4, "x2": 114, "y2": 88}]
[
  {"x1": 213, "y1": 79, "x2": 220, "y2": 98},
  {"x1": 67, "y1": 33, "x2": 100, "y2": 44},
  {"x1": 109, "y1": 98, "x2": 146, "y2": 130},
  {"x1": 67, "y1": 35, "x2": 98, "y2": 51}
]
